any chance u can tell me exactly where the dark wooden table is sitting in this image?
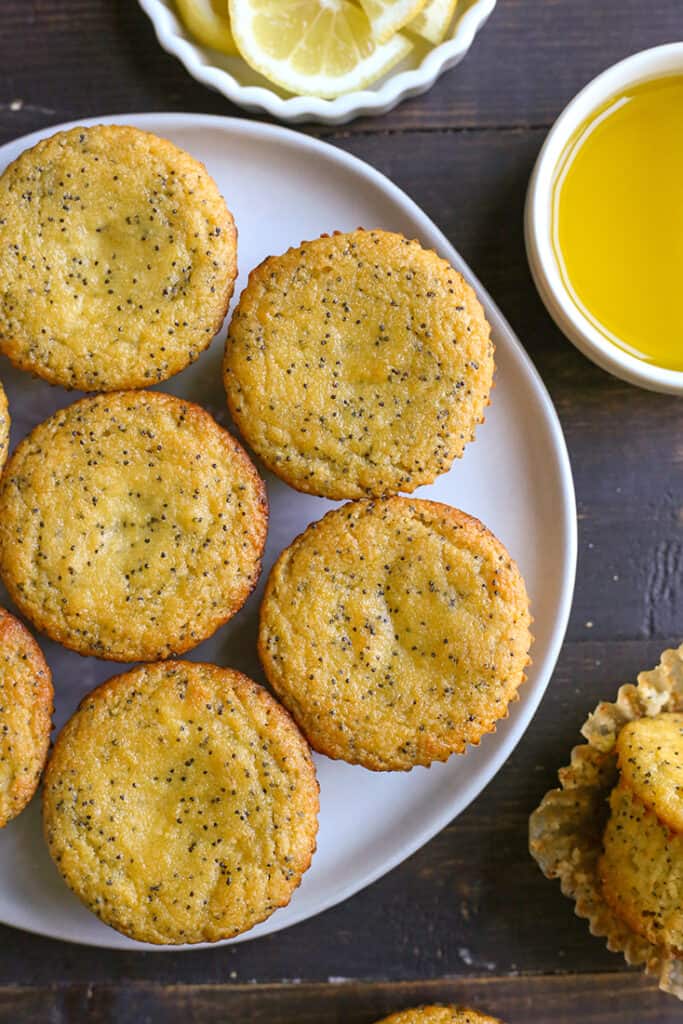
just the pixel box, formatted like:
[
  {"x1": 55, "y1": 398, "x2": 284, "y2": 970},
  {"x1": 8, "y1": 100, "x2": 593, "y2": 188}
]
[{"x1": 1, "y1": 2, "x2": 682, "y2": 1021}]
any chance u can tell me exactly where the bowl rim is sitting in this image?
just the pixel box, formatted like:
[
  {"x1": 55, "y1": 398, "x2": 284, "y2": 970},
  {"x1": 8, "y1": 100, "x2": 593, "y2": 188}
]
[
  {"x1": 137, "y1": 0, "x2": 497, "y2": 124},
  {"x1": 525, "y1": 41, "x2": 683, "y2": 395}
]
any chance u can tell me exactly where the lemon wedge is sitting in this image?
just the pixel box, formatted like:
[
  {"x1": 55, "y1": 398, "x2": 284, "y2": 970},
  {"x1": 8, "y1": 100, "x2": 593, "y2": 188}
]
[
  {"x1": 409, "y1": 0, "x2": 458, "y2": 44},
  {"x1": 359, "y1": 0, "x2": 428, "y2": 44},
  {"x1": 229, "y1": 0, "x2": 413, "y2": 98},
  {"x1": 175, "y1": 0, "x2": 238, "y2": 55}
]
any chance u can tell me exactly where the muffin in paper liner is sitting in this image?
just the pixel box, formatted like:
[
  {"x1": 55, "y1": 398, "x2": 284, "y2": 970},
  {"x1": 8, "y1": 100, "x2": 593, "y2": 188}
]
[{"x1": 529, "y1": 643, "x2": 683, "y2": 999}]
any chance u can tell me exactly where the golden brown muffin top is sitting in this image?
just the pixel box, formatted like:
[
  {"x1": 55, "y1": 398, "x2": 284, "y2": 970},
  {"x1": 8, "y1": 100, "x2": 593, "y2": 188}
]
[
  {"x1": 0, "y1": 125, "x2": 236, "y2": 390},
  {"x1": 225, "y1": 229, "x2": 493, "y2": 499},
  {"x1": 43, "y1": 661, "x2": 319, "y2": 944},
  {"x1": 616, "y1": 712, "x2": 683, "y2": 833},
  {"x1": 0, "y1": 380, "x2": 8, "y2": 471},
  {"x1": 0, "y1": 606, "x2": 53, "y2": 828},
  {"x1": 0, "y1": 390, "x2": 267, "y2": 661},
  {"x1": 374, "y1": 1005, "x2": 502, "y2": 1024},
  {"x1": 259, "y1": 497, "x2": 531, "y2": 770}
]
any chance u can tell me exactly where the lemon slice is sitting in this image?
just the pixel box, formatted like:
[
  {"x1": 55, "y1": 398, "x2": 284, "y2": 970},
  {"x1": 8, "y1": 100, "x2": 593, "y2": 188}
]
[
  {"x1": 409, "y1": 0, "x2": 458, "y2": 44},
  {"x1": 229, "y1": 0, "x2": 413, "y2": 98},
  {"x1": 359, "y1": 0, "x2": 428, "y2": 44},
  {"x1": 175, "y1": 0, "x2": 238, "y2": 56}
]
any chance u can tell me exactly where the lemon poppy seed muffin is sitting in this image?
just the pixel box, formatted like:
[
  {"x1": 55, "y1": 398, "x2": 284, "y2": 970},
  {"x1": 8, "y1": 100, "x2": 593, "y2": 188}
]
[
  {"x1": 224, "y1": 229, "x2": 494, "y2": 499},
  {"x1": 259, "y1": 497, "x2": 531, "y2": 771},
  {"x1": 600, "y1": 781, "x2": 683, "y2": 956},
  {"x1": 0, "y1": 391, "x2": 267, "y2": 661},
  {"x1": 0, "y1": 125, "x2": 237, "y2": 390},
  {"x1": 0, "y1": 380, "x2": 8, "y2": 470},
  {"x1": 529, "y1": 646, "x2": 683, "y2": 995},
  {"x1": 374, "y1": 1005, "x2": 502, "y2": 1024},
  {"x1": 600, "y1": 712, "x2": 683, "y2": 955},
  {"x1": 616, "y1": 712, "x2": 683, "y2": 833},
  {"x1": 0, "y1": 606, "x2": 53, "y2": 828},
  {"x1": 43, "y1": 661, "x2": 319, "y2": 944}
]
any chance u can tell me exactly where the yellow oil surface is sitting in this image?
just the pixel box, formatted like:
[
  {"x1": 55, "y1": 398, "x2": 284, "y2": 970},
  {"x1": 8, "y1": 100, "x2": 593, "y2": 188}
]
[{"x1": 553, "y1": 75, "x2": 683, "y2": 372}]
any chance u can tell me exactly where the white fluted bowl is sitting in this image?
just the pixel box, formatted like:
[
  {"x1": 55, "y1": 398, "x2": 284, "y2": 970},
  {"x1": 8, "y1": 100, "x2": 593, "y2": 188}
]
[{"x1": 138, "y1": 0, "x2": 496, "y2": 124}]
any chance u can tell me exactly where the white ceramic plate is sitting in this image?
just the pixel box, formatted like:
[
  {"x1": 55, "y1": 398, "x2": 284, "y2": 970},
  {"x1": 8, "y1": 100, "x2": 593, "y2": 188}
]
[
  {"x1": 138, "y1": 0, "x2": 496, "y2": 124},
  {"x1": 0, "y1": 113, "x2": 576, "y2": 950}
]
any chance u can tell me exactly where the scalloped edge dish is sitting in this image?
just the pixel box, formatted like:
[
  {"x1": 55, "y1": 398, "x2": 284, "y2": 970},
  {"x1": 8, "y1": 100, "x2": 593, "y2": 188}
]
[{"x1": 138, "y1": 0, "x2": 497, "y2": 123}]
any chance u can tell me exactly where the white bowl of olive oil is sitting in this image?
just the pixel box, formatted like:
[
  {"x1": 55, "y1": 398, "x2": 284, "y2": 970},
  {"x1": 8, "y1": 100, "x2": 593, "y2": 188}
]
[{"x1": 526, "y1": 43, "x2": 683, "y2": 395}]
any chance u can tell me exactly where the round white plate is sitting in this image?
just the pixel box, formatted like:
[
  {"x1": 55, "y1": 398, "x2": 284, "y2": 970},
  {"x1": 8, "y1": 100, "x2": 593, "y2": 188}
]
[{"x1": 0, "y1": 113, "x2": 576, "y2": 950}]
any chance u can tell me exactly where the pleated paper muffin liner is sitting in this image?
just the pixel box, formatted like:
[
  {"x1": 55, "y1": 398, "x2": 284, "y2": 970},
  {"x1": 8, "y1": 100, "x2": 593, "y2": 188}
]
[{"x1": 529, "y1": 643, "x2": 683, "y2": 999}]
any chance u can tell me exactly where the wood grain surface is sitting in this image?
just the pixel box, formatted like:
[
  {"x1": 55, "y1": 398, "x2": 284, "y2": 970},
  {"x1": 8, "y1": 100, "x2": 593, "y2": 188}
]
[{"x1": 0, "y1": 1, "x2": 682, "y2": 1022}]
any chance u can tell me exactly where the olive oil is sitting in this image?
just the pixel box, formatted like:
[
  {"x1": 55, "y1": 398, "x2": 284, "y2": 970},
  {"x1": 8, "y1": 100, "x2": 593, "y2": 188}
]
[{"x1": 552, "y1": 75, "x2": 683, "y2": 372}]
